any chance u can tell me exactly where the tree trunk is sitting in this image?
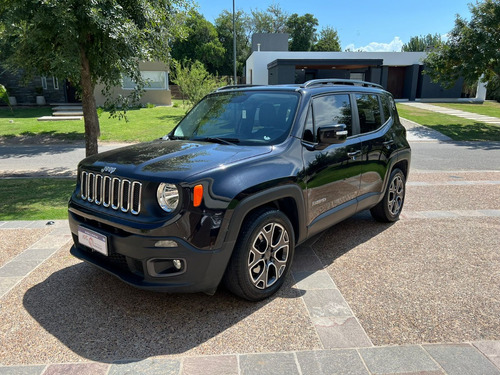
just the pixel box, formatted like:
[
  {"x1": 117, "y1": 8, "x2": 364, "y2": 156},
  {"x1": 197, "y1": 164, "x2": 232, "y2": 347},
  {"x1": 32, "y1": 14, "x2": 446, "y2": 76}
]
[{"x1": 80, "y1": 46, "x2": 100, "y2": 157}]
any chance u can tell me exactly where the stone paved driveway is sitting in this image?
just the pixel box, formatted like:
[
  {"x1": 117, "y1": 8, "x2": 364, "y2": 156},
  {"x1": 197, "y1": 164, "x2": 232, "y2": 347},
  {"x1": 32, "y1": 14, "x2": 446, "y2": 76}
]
[{"x1": 1, "y1": 170, "x2": 500, "y2": 374}]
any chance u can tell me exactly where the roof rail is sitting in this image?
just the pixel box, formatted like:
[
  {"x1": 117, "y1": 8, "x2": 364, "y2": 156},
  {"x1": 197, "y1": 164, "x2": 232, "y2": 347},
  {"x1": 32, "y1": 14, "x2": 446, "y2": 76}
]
[
  {"x1": 215, "y1": 84, "x2": 261, "y2": 92},
  {"x1": 303, "y1": 79, "x2": 383, "y2": 89}
]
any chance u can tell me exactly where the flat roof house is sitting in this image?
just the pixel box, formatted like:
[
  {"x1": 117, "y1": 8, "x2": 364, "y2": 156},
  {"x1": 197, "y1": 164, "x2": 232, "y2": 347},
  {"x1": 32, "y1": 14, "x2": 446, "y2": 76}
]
[{"x1": 246, "y1": 34, "x2": 486, "y2": 102}]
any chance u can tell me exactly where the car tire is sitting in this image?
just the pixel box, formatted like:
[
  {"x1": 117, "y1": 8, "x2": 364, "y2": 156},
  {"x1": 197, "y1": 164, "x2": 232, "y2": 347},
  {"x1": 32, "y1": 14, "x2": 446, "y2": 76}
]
[
  {"x1": 223, "y1": 208, "x2": 295, "y2": 301},
  {"x1": 370, "y1": 168, "x2": 406, "y2": 222}
]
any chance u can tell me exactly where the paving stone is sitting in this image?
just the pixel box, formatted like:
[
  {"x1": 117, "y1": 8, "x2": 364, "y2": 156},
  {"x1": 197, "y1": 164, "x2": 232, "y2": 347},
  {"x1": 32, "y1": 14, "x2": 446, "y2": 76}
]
[
  {"x1": 424, "y1": 344, "x2": 500, "y2": 375},
  {"x1": 359, "y1": 345, "x2": 441, "y2": 374},
  {"x1": 0, "y1": 260, "x2": 42, "y2": 277},
  {"x1": 473, "y1": 341, "x2": 500, "y2": 369},
  {"x1": 293, "y1": 270, "x2": 337, "y2": 290},
  {"x1": 296, "y1": 349, "x2": 369, "y2": 375},
  {"x1": 48, "y1": 225, "x2": 71, "y2": 236},
  {"x1": 0, "y1": 365, "x2": 46, "y2": 374},
  {"x1": 312, "y1": 316, "x2": 372, "y2": 349},
  {"x1": 292, "y1": 246, "x2": 323, "y2": 273},
  {"x1": 14, "y1": 248, "x2": 57, "y2": 262},
  {"x1": 239, "y1": 353, "x2": 299, "y2": 375},
  {"x1": 181, "y1": 355, "x2": 238, "y2": 375},
  {"x1": 109, "y1": 358, "x2": 181, "y2": 375},
  {"x1": 0, "y1": 277, "x2": 22, "y2": 297},
  {"x1": 29, "y1": 234, "x2": 72, "y2": 250},
  {"x1": 25, "y1": 221, "x2": 56, "y2": 229},
  {"x1": 302, "y1": 289, "x2": 352, "y2": 317},
  {"x1": 42, "y1": 363, "x2": 109, "y2": 375},
  {"x1": 0, "y1": 221, "x2": 34, "y2": 229}
]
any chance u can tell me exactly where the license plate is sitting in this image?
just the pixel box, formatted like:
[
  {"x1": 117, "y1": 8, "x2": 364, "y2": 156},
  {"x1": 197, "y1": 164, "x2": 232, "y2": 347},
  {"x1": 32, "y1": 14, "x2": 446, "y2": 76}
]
[{"x1": 78, "y1": 226, "x2": 108, "y2": 256}]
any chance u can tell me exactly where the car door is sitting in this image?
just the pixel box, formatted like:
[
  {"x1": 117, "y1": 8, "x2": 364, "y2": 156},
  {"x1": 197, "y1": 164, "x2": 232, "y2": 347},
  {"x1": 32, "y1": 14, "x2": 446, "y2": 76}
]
[
  {"x1": 356, "y1": 93, "x2": 397, "y2": 208},
  {"x1": 301, "y1": 93, "x2": 363, "y2": 235}
]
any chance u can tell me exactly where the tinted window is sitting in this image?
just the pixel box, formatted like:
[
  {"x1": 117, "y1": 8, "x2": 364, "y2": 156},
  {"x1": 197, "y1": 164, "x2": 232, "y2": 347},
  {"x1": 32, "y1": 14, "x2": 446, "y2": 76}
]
[
  {"x1": 312, "y1": 94, "x2": 352, "y2": 136},
  {"x1": 381, "y1": 94, "x2": 392, "y2": 123},
  {"x1": 356, "y1": 94, "x2": 382, "y2": 134}
]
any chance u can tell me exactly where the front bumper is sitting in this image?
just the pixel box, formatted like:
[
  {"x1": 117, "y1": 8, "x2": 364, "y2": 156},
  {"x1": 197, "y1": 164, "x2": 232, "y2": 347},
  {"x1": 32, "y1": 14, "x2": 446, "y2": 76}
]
[{"x1": 68, "y1": 209, "x2": 234, "y2": 294}]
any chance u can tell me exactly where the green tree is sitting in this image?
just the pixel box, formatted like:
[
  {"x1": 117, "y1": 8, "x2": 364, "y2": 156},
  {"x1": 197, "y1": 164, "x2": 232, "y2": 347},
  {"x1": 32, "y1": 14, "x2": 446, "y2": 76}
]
[
  {"x1": 250, "y1": 3, "x2": 289, "y2": 33},
  {"x1": 215, "y1": 10, "x2": 251, "y2": 77},
  {"x1": 171, "y1": 60, "x2": 224, "y2": 107},
  {"x1": 0, "y1": 83, "x2": 11, "y2": 109},
  {"x1": 424, "y1": 0, "x2": 500, "y2": 95},
  {"x1": 313, "y1": 26, "x2": 341, "y2": 51},
  {"x1": 0, "y1": 0, "x2": 191, "y2": 156},
  {"x1": 286, "y1": 13, "x2": 319, "y2": 51},
  {"x1": 402, "y1": 33, "x2": 442, "y2": 52},
  {"x1": 170, "y1": 11, "x2": 225, "y2": 75}
]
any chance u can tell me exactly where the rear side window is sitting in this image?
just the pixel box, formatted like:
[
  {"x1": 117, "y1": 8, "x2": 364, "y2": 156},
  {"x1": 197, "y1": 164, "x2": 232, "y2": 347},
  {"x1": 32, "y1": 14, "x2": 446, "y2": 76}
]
[
  {"x1": 381, "y1": 94, "x2": 392, "y2": 123},
  {"x1": 355, "y1": 94, "x2": 382, "y2": 134},
  {"x1": 312, "y1": 94, "x2": 353, "y2": 136}
]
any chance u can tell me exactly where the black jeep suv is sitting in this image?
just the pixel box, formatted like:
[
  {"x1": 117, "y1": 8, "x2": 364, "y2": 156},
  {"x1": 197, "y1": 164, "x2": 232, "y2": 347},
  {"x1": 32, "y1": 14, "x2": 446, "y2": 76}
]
[{"x1": 69, "y1": 79, "x2": 411, "y2": 301}]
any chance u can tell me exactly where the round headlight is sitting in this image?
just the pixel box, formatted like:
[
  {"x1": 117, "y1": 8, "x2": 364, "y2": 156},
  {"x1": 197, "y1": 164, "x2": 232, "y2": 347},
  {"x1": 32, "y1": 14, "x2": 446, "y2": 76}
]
[{"x1": 157, "y1": 183, "x2": 179, "y2": 212}]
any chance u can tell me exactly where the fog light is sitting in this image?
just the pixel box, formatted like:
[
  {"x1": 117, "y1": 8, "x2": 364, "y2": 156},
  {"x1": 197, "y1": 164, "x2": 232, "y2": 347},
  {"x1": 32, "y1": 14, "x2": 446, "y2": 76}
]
[
  {"x1": 173, "y1": 259, "x2": 182, "y2": 270},
  {"x1": 154, "y1": 240, "x2": 178, "y2": 248}
]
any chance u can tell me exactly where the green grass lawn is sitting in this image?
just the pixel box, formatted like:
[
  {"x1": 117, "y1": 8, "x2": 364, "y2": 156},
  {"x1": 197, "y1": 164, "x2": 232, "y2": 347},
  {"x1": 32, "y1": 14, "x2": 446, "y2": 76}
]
[
  {"x1": 397, "y1": 103, "x2": 500, "y2": 142},
  {"x1": 432, "y1": 101, "x2": 500, "y2": 118},
  {"x1": 0, "y1": 103, "x2": 187, "y2": 143},
  {"x1": 0, "y1": 178, "x2": 76, "y2": 220}
]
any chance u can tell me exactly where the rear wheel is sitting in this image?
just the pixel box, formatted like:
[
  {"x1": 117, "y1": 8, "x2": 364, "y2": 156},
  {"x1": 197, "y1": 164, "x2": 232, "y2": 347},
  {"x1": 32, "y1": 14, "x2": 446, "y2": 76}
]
[
  {"x1": 370, "y1": 168, "x2": 406, "y2": 222},
  {"x1": 223, "y1": 208, "x2": 295, "y2": 301}
]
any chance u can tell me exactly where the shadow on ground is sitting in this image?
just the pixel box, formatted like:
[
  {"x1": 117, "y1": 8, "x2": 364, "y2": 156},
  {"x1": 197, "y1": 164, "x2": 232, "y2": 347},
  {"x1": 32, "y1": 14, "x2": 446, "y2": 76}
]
[{"x1": 20, "y1": 212, "x2": 394, "y2": 364}]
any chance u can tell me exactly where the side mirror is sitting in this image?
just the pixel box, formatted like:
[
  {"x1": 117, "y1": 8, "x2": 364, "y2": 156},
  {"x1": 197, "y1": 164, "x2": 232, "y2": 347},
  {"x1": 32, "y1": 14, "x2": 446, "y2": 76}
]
[{"x1": 316, "y1": 124, "x2": 348, "y2": 148}]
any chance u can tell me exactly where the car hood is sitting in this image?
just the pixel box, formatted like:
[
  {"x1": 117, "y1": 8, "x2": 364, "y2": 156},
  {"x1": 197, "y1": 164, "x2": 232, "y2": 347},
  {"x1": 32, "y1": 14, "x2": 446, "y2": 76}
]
[{"x1": 80, "y1": 139, "x2": 273, "y2": 180}]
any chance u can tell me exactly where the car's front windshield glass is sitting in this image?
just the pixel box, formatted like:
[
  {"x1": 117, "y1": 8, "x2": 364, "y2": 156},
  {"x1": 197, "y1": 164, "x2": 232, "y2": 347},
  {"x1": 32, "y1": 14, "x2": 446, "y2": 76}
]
[{"x1": 172, "y1": 91, "x2": 300, "y2": 145}]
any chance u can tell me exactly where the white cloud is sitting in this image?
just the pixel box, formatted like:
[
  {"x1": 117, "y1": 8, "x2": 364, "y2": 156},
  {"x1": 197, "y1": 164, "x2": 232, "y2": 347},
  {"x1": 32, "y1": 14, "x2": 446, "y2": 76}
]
[{"x1": 344, "y1": 37, "x2": 404, "y2": 52}]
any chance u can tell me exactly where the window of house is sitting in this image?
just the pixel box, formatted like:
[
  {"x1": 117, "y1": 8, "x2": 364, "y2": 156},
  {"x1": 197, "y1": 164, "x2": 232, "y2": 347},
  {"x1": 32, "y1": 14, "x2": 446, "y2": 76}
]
[
  {"x1": 41, "y1": 76, "x2": 47, "y2": 90},
  {"x1": 53, "y1": 77, "x2": 59, "y2": 90},
  {"x1": 355, "y1": 94, "x2": 382, "y2": 134},
  {"x1": 122, "y1": 71, "x2": 168, "y2": 90},
  {"x1": 350, "y1": 72, "x2": 365, "y2": 81}
]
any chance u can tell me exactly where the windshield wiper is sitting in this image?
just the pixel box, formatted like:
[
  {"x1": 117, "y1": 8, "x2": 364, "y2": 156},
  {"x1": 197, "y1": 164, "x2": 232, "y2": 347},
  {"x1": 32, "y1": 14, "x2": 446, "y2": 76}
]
[{"x1": 197, "y1": 137, "x2": 240, "y2": 145}]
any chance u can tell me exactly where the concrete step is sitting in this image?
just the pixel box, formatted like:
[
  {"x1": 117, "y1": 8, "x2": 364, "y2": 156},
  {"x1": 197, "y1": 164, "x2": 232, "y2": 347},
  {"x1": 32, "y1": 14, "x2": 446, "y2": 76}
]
[
  {"x1": 37, "y1": 116, "x2": 83, "y2": 121},
  {"x1": 52, "y1": 106, "x2": 83, "y2": 111},
  {"x1": 53, "y1": 111, "x2": 84, "y2": 116},
  {"x1": 49, "y1": 102, "x2": 82, "y2": 106}
]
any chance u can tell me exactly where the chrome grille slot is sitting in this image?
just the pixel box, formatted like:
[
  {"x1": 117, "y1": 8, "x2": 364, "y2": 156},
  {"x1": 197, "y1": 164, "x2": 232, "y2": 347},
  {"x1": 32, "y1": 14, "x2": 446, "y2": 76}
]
[
  {"x1": 87, "y1": 173, "x2": 95, "y2": 202},
  {"x1": 111, "y1": 178, "x2": 120, "y2": 210},
  {"x1": 80, "y1": 171, "x2": 142, "y2": 215},
  {"x1": 95, "y1": 174, "x2": 103, "y2": 205},
  {"x1": 121, "y1": 180, "x2": 131, "y2": 213},
  {"x1": 103, "y1": 176, "x2": 111, "y2": 207}
]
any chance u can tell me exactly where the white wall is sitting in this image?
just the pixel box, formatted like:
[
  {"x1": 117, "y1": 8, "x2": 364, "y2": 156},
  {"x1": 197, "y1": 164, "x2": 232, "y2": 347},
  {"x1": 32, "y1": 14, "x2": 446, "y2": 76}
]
[{"x1": 246, "y1": 51, "x2": 428, "y2": 85}]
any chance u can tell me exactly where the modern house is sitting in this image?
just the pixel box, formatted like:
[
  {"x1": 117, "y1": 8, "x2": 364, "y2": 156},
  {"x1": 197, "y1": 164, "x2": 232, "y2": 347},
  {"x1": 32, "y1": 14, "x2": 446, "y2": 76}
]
[
  {"x1": 246, "y1": 34, "x2": 487, "y2": 101},
  {"x1": 0, "y1": 61, "x2": 171, "y2": 106}
]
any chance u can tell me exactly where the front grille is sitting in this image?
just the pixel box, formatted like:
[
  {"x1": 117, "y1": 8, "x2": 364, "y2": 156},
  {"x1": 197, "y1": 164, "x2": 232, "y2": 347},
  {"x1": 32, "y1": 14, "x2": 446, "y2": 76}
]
[{"x1": 81, "y1": 171, "x2": 142, "y2": 215}]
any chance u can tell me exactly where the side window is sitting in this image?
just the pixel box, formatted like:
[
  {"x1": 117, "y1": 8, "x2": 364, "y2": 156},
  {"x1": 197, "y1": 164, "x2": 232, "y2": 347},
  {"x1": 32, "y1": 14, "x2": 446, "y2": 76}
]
[
  {"x1": 303, "y1": 106, "x2": 314, "y2": 142},
  {"x1": 381, "y1": 94, "x2": 392, "y2": 124},
  {"x1": 355, "y1": 94, "x2": 382, "y2": 134},
  {"x1": 312, "y1": 94, "x2": 353, "y2": 136}
]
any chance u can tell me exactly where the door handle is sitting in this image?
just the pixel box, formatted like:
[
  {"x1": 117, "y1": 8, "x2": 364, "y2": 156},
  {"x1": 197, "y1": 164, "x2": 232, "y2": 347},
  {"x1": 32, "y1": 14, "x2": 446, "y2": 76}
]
[
  {"x1": 347, "y1": 150, "x2": 361, "y2": 159},
  {"x1": 383, "y1": 140, "x2": 394, "y2": 147}
]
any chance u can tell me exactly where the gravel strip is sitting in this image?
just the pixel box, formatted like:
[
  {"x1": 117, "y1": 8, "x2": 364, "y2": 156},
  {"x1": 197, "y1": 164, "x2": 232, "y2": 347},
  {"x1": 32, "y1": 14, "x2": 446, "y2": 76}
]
[
  {"x1": 313, "y1": 216, "x2": 500, "y2": 346},
  {"x1": 0, "y1": 228, "x2": 51, "y2": 267},
  {"x1": 405, "y1": 184, "x2": 500, "y2": 211}
]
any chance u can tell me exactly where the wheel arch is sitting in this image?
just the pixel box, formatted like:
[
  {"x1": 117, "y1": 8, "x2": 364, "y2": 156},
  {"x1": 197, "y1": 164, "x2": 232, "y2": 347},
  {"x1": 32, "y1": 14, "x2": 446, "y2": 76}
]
[{"x1": 223, "y1": 185, "x2": 306, "y2": 247}]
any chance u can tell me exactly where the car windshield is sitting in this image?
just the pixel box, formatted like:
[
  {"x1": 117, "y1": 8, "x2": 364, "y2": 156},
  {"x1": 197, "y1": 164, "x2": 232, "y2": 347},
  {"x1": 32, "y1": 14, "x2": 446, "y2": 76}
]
[{"x1": 172, "y1": 91, "x2": 300, "y2": 145}]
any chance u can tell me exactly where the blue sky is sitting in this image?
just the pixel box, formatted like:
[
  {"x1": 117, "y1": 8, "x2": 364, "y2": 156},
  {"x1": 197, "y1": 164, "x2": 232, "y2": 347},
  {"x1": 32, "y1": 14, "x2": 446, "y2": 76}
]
[{"x1": 197, "y1": 0, "x2": 473, "y2": 51}]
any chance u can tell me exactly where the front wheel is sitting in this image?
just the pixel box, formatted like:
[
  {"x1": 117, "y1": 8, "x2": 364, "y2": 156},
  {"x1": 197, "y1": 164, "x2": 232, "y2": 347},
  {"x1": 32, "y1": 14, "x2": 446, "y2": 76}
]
[
  {"x1": 370, "y1": 168, "x2": 406, "y2": 222},
  {"x1": 223, "y1": 208, "x2": 295, "y2": 301}
]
